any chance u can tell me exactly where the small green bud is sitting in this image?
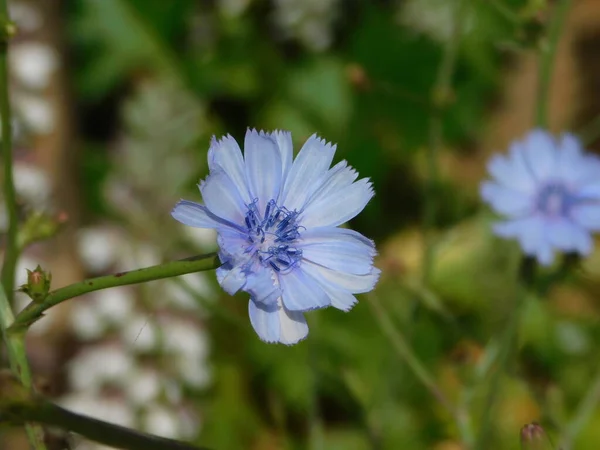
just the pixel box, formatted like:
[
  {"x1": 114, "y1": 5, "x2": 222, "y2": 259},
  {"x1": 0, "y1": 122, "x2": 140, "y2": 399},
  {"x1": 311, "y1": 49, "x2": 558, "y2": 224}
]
[
  {"x1": 19, "y1": 265, "x2": 52, "y2": 303},
  {"x1": 521, "y1": 422, "x2": 552, "y2": 450}
]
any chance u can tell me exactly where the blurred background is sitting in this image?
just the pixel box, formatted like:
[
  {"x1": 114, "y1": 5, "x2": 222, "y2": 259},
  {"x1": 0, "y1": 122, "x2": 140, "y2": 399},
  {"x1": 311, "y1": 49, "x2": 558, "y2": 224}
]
[{"x1": 2, "y1": 0, "x2": 600, "y2": 449}]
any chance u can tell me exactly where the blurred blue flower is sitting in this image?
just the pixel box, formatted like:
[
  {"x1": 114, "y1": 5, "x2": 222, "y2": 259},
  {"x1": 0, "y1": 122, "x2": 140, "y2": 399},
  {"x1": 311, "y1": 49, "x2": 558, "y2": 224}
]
[
  {"x1": 172, "y1": 130, "x2": 379, "y2": 344},
  {"x1": 481, "y1": 129, "x2": 600, "y2": 265}
]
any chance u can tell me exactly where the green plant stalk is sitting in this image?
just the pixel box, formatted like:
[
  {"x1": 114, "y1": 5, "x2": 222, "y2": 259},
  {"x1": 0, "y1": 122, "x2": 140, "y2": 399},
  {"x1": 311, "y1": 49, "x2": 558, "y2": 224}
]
[
  {"x1": 535, "y1": 0, "x2": 571, "y2": 128},
  {"x1": 559, "y1": 363, "x2": 600, "y2": 449},
  {"x1": 0, "y1": 0, "x2": 17, "y2": 300},
  {"x1": 473, "y1": 293, "x2": 522, "y2": 450},
  {"x1": 0, "y1": 380, "x2": 209, "y2": 450},
  {"x1": 474, "y1": 258, "x2": 536, "y2": 450},
  {"x1": 0, "y1": 285, "x2": 48, "y2": 449},
  {"x1": 32, "y1": 401, "x2": 208, "y2": 450},
  {"x1": 0, "y1": 0, "x2": 48, "y2": 446},
  {"x1": 422, "y1": 0, "x2": 463, "y2": 285},
  {"x1": 368, "y1": 294, "x2": 474, "y2": 447},
  {"x1": 10, "y1": 253, "x2": 220, "y2": 332}
]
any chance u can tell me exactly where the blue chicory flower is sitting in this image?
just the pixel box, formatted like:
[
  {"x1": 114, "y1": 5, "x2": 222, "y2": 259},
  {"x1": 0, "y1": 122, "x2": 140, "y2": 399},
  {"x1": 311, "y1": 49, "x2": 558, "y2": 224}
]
[
  {"x1": 481, "y1": 129, "x2": 600, "y2": 265},
  {"x1": 172, "y1": 130, "x2": 380, "y2": 344}
]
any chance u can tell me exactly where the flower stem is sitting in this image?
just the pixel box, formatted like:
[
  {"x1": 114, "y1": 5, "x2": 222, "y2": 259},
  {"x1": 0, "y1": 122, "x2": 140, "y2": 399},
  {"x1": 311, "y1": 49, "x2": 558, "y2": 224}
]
[
  {"x1": 10, "y1": 253, "x2": 221, "y2": 332},
  {"x1": 0, "y1": 372, "x2": 209, "y2": 450},
  {"x1": 474, "y1": 258, "x2": 535, "y2": 450},
  {"x1": 422, "y1": 0, "x2": 463, "y2": 285},
  {"x1": 559, "y1": 362, "x2": 600, "y2": 449},
  {"x1": 535, "y1": 0, "x2": 571, "y2": 128},
  {"x1": 0, "y1": 1, "x2": 47, "y2": 447},
  {"x1": 368, "y1": 293, "x2": 474, "y2": 447},
  {"x1": 0, "y1": 0, "x2": 18, "y2": 300},
  {"x1": 0, "y1": 284, "x2": 48, "y2": 449}
]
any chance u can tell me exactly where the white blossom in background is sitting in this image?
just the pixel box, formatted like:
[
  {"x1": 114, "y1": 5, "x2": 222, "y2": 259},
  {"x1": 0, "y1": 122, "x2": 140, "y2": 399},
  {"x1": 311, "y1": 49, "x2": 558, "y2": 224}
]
[
  {"x1": 67, "y1": 344, "x2": 135, "y2": 393},
  {"x1": 398, "y1": 0, "x2": 474, "y2": 43},
  {"x1": 8, "y1": 1, "x2": 58, "y2": 137},
  {"x1": 217, "y1": 0, "x2": 252, "y2": 18},
  {"x1": 9, "y1": 2, "x2": 42, "y2": 33},
  {"x1": 120, "y1": 314, "x2": 158, "y2": 352},
  {"x1": 10, "y1": 42, "x2": 58, "y2": 90},
  {"x1": 13, "y1": 91, "x2": 55, "y2": 134},
  {"x1": 77, "y1": 226, "x2": 124, "y2": 273},
  {"x1": 272, "y1": 0, "x2": 340, "y2": 51},
  {"x1": 13, "y1": 162, "x2": 50, "y2": 208},
  {"x1": 70, "y1": 287, "x2": 136, "y2": 340}
]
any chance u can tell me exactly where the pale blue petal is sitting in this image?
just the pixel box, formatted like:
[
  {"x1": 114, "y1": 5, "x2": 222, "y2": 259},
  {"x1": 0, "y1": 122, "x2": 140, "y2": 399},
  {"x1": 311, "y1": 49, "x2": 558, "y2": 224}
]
[
  {"x1": 171, "y1": 200, "x2": 221, "y2": 229},
  {"x1": 279, "y1": 134, "x2": 336, "y2": 211},
  {"x1": 302, "y1": 161, "x2": 359, "y2": 211},
  {"x1": 299, "y1": 227, "x2": 375, "y2": 275},
  {"x1": 570, "y1": 225, "x2": 594, "y2": 254},
  {"x1": 217, "y1": 226, "x2": 248, "y2": 258},
  {"x1": 493, "y1": 216, "x2": 555, "y2": 265},
  {"x1": 272, "y1": 130, "x2": 293, "y2": 186},
  {"x1": 244, "y1": 269, "x2": 280, "y2": 305},
  {"x1": 248, "y1": 298, "x2": 308, "y2": 345},
  {"x1": 300, "y1": 260, "x2": 380, "y2": 294},
  {"x1": 556, "y1": 134, "x2": 585, "y2": 184},
  {"x1": 546, "y1": 219, "x2": 593, "y2": 254},
  {"x1": 480, "y1": 181, "x2": 532, "y2": 217},
  {"x1": 199, "y1": 170, "x2": 246, "y2": 225},
  {"x1": 314, "y1": 279, "x2": 357, "y2": 312},
  {"x1": 545, "y1": 219, "x2": 580, "y2": 251},
  {"x1": 244, "y1": 129, "x2": 282, "y2": 212},
  {"x1": 208, "y1": 135, "x2": 251, "y2": 203},
  {"x1": 522, "y1": 129, "x2": 558, "y2": 180},
  {"x1": 572, "y1": 204, "x2": 600, "y2": 231},
  {"x1": 248, "y1": 299, "x2": 280, "y2": 343},
  {"x1": 300, "y1": 178, "x2": 374, "y2": 228},
  {"x1": 279, "y1": 267, "x2": 331, "y2": 311},
  {"x1": 579, "y1": 183, "x2": 600, "y2": 200},
  {"x1": 487, "y1": 152, "x2": 535, "y2": 193},
  {"x1": 216, "y1": 264, "x2": 246, "y2": 295},
  {"x1": 278, "y1": 303, "x2": 309, "y2": 345}
]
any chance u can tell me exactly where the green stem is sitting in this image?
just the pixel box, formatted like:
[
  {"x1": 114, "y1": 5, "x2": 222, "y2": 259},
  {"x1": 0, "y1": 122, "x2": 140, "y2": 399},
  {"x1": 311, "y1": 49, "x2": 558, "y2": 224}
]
[
  {"x1": 474, "y1": 258, "x2": 535, "y2": 450},
  {"x1": 10, "y1": 253, "x2": 220, "y2": 332},
  {"x1": 32, "y1": 401, "x2": 208, "y2": 450},
  {"x1": 0, "y1": 374, "x2": 208, "y2": 450},
  {"x1": 0, "y1": 0, "x2": 17, "y2": 300},
  {"x1": 0, "y1": 285, "x2": 48, "y2": 449},
  {"x1": 535, "y1": 0, "x2": 571, "y2": 128},
  {"x1": 559, "y1": 362, "x2": 600, "y2": 449},
  {"x1": 422, "y1": 0, "x2": 463, "y2": 285},
  {"x1": 368, "y1": 294, "x2": 474, "y2": 447},
  {"x1": 0, "y1": 0, "x2": 47, "y2": 446}
]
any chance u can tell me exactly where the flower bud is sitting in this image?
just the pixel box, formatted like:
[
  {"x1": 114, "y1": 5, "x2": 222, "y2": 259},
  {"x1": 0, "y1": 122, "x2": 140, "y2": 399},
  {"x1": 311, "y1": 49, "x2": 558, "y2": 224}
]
[
  {"x1": 521, "y1": 422, "x2": 551, "y2": 450},
  {"x1": 19, "y1": 265, "x2": 51, "y2": 303}
]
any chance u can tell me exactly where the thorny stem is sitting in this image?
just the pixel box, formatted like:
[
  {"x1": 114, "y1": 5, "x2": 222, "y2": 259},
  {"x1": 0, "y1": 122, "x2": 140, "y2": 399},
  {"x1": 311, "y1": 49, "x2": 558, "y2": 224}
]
[
  {"x1": 422, "y1": 0, "x2": 463, "y2": 286},
  {"x1": 0, "y1": 1, "x2": 48, "y2": 447},
  {"x1": 368, "y1": 294, "x2": 474, "y2": 447},
  {"x1": 10, "y1": 253, "x2": 221, "y2": 332},
  {"x1": 535, "y1": 0, "x2": 571, "y2": 128}
]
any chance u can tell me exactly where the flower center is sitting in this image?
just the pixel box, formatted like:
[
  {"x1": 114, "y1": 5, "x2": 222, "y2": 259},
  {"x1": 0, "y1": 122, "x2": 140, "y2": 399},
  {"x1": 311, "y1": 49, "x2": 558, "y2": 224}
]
[
  {"x1": 536, "y1": 182, "x2": 575, "y2": 217},
  {"x1": 243, "y1": 199, "x2": 302, "y2": 273}
]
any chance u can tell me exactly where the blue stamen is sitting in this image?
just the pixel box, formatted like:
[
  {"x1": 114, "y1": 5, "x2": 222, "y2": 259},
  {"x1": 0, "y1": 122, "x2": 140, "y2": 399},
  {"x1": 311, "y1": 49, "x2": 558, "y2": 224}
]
[{"x1": 243, "y1": 198, "x2": 303, "y2": 273}]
